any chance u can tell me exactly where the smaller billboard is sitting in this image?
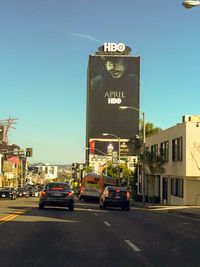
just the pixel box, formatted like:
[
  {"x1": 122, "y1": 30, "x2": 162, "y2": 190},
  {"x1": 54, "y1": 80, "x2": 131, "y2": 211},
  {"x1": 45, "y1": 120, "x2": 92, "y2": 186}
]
[
  {"x1": 89, "y1": 139, "x2": 133, "y2": 157},
  {"x1": 90, "y1": 140, "x2": 95, "y2": 153},
  {"x1": 3, "y1": 161, "x2": 12, "y2": 172}
]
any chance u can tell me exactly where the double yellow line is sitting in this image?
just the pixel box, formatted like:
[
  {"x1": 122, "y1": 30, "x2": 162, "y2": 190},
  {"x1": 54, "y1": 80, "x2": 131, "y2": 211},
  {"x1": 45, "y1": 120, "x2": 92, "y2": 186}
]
[{"x1": 0, "y1": 209, "x2": 26, "y2": 225}]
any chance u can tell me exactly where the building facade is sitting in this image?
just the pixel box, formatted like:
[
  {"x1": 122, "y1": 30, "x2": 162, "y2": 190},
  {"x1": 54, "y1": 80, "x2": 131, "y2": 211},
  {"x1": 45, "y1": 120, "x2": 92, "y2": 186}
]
[
  {"x1": 28, "y1": 163, "x2": 58, "y2": 184},
  {"x1": 0, "y1": 144, "x2": 28, "y2": 188},
  {"x1": 143, "y1": 115, "x2": 200, "y2": 205}
]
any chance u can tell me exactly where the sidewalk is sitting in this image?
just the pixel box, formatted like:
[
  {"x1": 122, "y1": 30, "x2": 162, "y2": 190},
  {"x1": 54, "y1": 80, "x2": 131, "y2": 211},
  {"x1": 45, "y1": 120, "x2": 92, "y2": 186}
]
[{"x1": 131, "y1": 200, "x2": 200, "y2": 220}]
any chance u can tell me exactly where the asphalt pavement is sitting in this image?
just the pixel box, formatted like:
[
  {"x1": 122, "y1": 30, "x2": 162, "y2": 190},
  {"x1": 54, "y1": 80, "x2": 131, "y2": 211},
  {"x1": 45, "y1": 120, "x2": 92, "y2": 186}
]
[{"x1": 0, "y1": 197, "x2": 200, "y2": 267}]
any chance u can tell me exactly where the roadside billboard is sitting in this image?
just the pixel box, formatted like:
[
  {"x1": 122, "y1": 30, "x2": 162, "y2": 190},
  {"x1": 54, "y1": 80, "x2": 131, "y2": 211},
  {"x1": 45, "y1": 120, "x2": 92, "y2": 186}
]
[
  {"x1": 86, "y1": 55, "x2": 140, "y2": 156},
  {"x1": 3, "y1": 161, "x2": 13, "y2": 172}
]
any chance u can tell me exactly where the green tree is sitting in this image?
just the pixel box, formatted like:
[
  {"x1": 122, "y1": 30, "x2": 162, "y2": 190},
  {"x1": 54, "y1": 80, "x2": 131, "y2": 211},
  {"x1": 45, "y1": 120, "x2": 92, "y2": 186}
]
[
  {"x1": 102, "y1": 164, "x2": 134, "y2": 188},
  {"x1": 143, "y1": 122, "x2": 162, "y2": 137},
  {"x1": 132, "y1": 121, "x2": 163, "y2": 153},
  {"x1": 139, "y1": 151, "x2": 166, "y2": 175}
]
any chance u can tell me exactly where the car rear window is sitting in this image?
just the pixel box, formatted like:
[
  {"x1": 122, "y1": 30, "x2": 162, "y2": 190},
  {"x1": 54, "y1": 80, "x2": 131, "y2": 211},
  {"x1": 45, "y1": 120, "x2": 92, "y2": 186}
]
[
  {"x1": 45, "y1": 183, "x2": 70, "y2": 190},
  {"x1": 108, "y1": 186, "x2": 127, "y2": 192}
]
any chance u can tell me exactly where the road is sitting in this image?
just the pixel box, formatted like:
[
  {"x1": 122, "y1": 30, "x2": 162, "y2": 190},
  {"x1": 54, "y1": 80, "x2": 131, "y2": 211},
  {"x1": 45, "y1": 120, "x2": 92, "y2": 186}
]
[{"x1": 0, "y1": 197, "x2": 200, "y2": 267}]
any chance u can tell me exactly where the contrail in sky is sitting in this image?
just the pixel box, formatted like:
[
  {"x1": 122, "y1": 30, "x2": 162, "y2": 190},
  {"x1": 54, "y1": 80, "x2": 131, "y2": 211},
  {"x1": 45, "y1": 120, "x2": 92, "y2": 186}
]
[{"x1": 69, "y1": 32, "x2": 100, "y2": 43}]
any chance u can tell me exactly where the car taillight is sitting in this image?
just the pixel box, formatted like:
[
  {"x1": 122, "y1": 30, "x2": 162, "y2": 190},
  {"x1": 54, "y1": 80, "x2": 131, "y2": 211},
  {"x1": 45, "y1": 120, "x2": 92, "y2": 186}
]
[
  {"x1": 68, "y1": 192, "x2": 73, "y2": 197},
  {"x1": 81, "y1": 187, "x2": 83, "y2": 193},
  {"x1": 100, "y1": 188, "x2": 102, "y2": 193},
  {"x1": 52, "y1": 187, "x2": 63, "y2": 190},
  {"x1": 105, "y1": 190, "x2": 109, "y2": 197},
  {"x1": 41, "y1": 191, "x2": 47, "y2": 195},
  {"x1": 126, "y1": 192, "x2": 130, "y2": 198}
]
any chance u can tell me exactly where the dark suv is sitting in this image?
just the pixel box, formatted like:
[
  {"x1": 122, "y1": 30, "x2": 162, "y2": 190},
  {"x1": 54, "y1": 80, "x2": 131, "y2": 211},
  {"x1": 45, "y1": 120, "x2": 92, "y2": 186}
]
[
  {"x1": 100, "y1": 186, "x2": 130, "y2": 210},
  {"x1": 39, "y1": 182, "x2": 74, "y2": 211}
]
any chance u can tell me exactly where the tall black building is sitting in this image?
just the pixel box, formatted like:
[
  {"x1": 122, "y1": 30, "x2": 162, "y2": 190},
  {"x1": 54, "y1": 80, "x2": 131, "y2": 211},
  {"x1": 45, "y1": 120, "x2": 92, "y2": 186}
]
[{"x1": 86, "y1": 44, "x2": 140, "y2": 160}]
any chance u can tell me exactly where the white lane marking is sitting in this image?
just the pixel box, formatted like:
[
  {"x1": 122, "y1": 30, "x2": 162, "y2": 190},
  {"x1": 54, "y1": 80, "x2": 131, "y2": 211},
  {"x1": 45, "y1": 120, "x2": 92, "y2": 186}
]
[
  {"x1": 104, "y1": 221, "x2": 111, "y2": 227},
  {"x1": 94, "y1": 213, "x2": 98, "y2": 216},
  {"x1": 125, "y1": 240, "x2": 141, "y2": 252}
]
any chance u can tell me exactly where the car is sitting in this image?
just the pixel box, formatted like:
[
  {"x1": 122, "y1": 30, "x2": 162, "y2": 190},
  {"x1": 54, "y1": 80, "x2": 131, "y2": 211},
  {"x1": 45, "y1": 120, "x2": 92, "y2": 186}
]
[
  {"x1": 39, "y1": 182, "x2": 74, "y2": 211},
  {"x1": 17, "y1": 188, "x2": 30, "y2": 198},
  {"x1": 99, "y1": 186, "x2": 130, "y2": 210},
  {"x1": 27, "y1": 186, "x2": 36, "y2": 197},
  {"x1": 30, "y1": 188, "x2": 39, "y2": 197},
  {"x1": 0, "y1": 187, "x2": 18, "y2": 200}
]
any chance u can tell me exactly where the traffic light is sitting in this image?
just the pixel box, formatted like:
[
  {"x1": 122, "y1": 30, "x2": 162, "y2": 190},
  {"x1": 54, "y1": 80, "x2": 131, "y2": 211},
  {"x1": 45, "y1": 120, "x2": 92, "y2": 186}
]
[
  {"x1": 26, "y1": 148, "x2": 33, "y2": 157},
  {"x1": 72, "y1": 163, "x2": 79, "y2": 172},
  {"x1": 75, "y1": 164, "x2": 79, "y2": 172}
]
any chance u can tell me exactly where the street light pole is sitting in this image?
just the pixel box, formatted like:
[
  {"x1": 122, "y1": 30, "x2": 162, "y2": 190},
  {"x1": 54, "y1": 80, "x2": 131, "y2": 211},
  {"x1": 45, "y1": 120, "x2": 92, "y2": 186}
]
[{"x1": 119, "y1": 105, "x2": 146, "y2": 204}]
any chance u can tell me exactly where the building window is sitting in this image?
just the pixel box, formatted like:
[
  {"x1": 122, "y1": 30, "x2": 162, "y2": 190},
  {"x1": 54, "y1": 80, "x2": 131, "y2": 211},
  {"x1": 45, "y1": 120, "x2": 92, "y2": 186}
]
[
  {"x1": 151, "y1": 144, "x2": 158, "y2": 155},
  {"x1": 171, "y1": 178, "x2": 184, "y2": 198},
  {"x1": 145, "y1": 146, "x2": 149, "y2": 152},
  {"x1": 172, "y1": 137, "x2": 183, "y2": 161},
  {"x1": 160, "y1": 141, "x2": 169, "y2": 162}
]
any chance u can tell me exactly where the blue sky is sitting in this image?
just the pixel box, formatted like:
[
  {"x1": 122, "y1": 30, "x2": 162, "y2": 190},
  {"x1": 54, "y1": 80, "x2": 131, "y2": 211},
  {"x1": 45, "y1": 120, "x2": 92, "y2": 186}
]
[{"x1": 1, "y1": 0, "x2": 200, "y2": 164}]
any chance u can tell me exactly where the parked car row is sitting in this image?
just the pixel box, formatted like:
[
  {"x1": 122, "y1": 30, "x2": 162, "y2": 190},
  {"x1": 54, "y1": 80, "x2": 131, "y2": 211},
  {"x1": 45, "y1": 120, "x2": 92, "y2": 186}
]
[
  {"x1": 0, "y1": 187, "x2": 18, "y2": 200},
  {"x1": 0, "y1": 186, "x2": 43, "y2": 200}
]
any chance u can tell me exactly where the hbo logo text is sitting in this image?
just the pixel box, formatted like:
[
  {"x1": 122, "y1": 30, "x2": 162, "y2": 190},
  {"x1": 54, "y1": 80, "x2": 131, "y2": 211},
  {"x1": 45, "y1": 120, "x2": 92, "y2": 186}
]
[
  {"x1": 104, "y1": 43, "x2": 125, "y2": 52},
  {"x1": 108, "y1": 98, "x2": 122, "y2": 104}
]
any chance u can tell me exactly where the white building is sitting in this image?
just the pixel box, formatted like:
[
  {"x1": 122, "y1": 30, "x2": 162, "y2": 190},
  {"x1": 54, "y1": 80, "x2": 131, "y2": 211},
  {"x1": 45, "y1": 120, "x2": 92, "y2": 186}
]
[
  {"x1": 142, "y1": 115, "x2": 200, "y2": 205},
  {"x1": 89, "y1": 153, "x2": 137, "y2": 175},
  {"x1": 28, "y1": 163, "x2": 58, "y2": 184}
]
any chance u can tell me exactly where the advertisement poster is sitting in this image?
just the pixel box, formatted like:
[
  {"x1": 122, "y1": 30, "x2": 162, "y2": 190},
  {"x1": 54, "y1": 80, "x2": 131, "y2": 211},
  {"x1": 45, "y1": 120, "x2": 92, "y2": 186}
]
[{"x1": 87, "y1": 55, "x2": 140, "y2": 155}]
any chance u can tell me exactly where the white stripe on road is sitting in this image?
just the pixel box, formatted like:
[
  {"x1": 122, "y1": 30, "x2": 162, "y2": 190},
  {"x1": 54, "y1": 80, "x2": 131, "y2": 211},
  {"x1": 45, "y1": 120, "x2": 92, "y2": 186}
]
[
  {"x1": 104, "y1": 221, "x2": 111, "y2": 227},
  {"x1": 94, "y1": 213, "x2": 98, "y2": 216},
  {"x1": 125, "y1": 240, "x2": 141, "y2": 252}
]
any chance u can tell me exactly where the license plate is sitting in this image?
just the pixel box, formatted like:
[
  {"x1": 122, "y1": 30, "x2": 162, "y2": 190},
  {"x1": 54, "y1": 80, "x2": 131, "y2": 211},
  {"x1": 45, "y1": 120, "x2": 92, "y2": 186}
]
[
  {"x1": 115, "y1": 196, "x2": 120, "y2": 199},
  {"x1": 53, "y1": 193, "x2": 62, "y2": 197},
  {"x1": 2, "y1": 194, "x2": 6, "y2": 198}
]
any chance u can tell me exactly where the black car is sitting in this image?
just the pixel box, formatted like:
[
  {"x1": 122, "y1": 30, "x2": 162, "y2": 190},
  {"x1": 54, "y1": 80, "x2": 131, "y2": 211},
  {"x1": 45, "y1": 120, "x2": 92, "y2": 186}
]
[
  {"x1": 27, "y1": 186, "x2": 33, "y2": 195},
  {"x1": 17, "y1": 188, "x2": 30, "y2": 198},
  {"x1": 0, "y1": 187, "x2": 17, "y2": 200},
  {"x1": 39, "y1": 182, "x2": 74, "y2": 211},
  {"x1": 99, "y1": 186, "x2": 130, "y2": 210}
]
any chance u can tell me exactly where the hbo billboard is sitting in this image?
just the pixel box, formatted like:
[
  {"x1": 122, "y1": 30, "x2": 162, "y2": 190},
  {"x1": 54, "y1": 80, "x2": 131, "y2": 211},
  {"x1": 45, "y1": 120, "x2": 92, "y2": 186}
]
[{"x1": 86, "y1": 55, "x2": 140, "y2": 153}]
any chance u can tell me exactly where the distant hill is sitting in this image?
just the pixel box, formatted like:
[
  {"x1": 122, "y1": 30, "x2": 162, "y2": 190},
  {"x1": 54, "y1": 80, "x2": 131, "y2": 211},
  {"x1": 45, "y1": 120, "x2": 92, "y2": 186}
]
[
  {"x1": 29, "y1": 163, "x2": 72, "y2": 170},
  {"x1": 57, "y1": 164, "x2": 72, "y2": 170}
]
